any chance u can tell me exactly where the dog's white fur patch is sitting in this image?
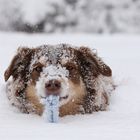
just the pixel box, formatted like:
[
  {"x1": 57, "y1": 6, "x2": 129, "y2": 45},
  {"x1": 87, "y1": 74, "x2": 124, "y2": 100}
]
[{"x1": 36, "y1": 64, "x2": 71, "y2": 106}]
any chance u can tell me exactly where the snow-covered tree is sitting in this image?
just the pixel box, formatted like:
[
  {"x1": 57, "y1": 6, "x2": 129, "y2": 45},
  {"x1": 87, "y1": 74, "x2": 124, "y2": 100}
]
[
  {"x1": 0, "y1": 0, "x2": 22, "y2": 31},
  {"x1": 0, "y1": 0, "x2": 140, "y2": 33}
]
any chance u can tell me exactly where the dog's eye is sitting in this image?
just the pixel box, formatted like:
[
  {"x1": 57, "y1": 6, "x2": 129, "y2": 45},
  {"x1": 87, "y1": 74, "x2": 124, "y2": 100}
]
[
  {"x1": 67, "y1": 65, "x2": 75, "y2": 71},
  {"x1": 64, "y1": 62, "x2": 77, "y2": 71},
  {"x1": 34, "y1": 66, "x2": 42, "y2": 73}
]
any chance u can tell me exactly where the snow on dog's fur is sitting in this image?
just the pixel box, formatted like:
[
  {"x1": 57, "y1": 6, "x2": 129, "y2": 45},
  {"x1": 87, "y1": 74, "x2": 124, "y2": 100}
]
[{"x1": 4, "y1": 44, "x2": 115, "y2": 117}]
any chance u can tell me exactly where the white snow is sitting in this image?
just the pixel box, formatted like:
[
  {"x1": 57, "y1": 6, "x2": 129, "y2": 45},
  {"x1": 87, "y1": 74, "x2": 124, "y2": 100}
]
[{"x1": 0, "y1": 32, "x2": 140, "y2": 140}]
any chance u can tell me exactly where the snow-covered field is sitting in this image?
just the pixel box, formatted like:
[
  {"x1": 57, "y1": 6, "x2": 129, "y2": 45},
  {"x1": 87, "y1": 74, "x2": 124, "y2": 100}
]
[{"x1": 0, "y1": 32, "x2": 140, "y2": 140}]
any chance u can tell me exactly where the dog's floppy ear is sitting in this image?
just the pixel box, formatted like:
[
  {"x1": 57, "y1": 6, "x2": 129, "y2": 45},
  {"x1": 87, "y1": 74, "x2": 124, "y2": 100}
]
[
  {"x1": 76, "y1": 46, "x2": 112, "y2": 113},
  {"x1": 4, "y1": 47, "x2": 34, "y2": 81},
  {"x1": 77, "y1": 46, "x2": 112, "y2": 77}
]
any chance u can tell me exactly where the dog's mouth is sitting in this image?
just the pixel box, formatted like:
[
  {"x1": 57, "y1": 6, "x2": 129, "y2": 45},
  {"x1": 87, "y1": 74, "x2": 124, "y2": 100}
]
[
  {"x1": 40, "y1": 95, "x2": 69, "y2": 102},
  {"x1": 59, "y1": 95, "x2": 69, "y2": 101}
]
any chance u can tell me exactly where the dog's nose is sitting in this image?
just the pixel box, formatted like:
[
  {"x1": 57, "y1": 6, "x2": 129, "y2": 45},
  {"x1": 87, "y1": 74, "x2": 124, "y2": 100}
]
[{"x1": 45, "y1": 80, "x2": 61, "y2": 95}]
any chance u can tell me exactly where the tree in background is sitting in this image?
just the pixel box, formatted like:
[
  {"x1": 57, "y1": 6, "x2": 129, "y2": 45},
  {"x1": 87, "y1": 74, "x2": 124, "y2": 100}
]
[{"x1": 0, "y1": 0, "x2": 140, "y2": 33}]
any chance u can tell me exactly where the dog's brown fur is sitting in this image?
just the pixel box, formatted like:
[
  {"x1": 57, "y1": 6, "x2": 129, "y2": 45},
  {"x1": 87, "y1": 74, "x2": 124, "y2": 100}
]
[
  {"x1": 26, "y1": 85, "x2": 44, "y2": 115},
  {"x1": 4, "y1": 44, "x2": 114, "y2": 116}
]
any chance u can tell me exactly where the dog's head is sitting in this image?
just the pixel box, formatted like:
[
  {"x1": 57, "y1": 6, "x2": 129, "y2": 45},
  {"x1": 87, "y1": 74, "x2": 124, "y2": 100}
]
[
  {"x1": 29, "y1": 44, "x2": 86, "y2": 107},
  {"x1": 4, "y1": 44, "x2": 112, "y2": 115}
]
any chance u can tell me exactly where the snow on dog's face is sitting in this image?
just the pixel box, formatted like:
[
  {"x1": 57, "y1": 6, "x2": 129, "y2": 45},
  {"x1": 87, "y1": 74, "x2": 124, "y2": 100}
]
[
  {"x1": 35, "y1": 65, "x2": 69, "y2": 106},
  {"x1": 27, "y1": 45, "x2": 86, "y2": 115}
]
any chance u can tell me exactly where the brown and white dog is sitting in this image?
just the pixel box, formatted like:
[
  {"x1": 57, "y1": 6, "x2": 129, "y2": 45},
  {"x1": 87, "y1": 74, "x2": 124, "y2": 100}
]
[{"x1": 4, "y1": 44, "x2": 115, "y2": 117}]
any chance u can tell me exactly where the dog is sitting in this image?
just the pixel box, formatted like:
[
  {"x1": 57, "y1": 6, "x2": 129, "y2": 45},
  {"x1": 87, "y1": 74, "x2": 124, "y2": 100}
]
[{"x1": 4, "y1": 44, "x2": 115, "y2": 117}]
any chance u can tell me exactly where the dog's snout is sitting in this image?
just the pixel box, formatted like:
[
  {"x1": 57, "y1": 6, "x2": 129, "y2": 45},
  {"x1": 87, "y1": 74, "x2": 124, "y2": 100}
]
[{"x1": 45, "y1": 80, "x2": 61, "y2": 95}]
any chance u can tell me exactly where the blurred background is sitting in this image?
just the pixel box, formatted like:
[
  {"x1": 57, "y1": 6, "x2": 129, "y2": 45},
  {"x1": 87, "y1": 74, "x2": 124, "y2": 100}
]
[
  {"x1": 0, "y1": 1, "x2": 140, "y2": 139},
  {"x1": 0, "y1": 0, "x2": 140, "y2": 34}
]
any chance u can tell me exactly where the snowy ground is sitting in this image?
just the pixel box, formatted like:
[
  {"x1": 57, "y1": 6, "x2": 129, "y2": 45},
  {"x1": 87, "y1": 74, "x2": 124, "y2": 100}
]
[{"x1": 0, "y1": 31, "x2": 140, "y2": 140}]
